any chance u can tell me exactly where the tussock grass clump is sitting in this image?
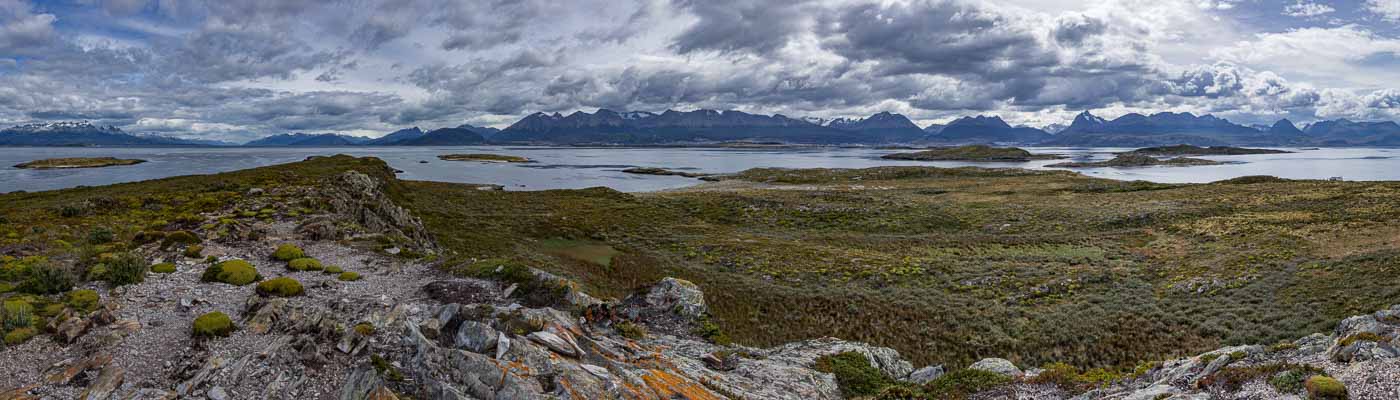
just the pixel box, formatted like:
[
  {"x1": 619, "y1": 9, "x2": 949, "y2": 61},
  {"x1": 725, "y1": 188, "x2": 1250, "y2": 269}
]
[
  {"x1": 106, "y1": 252, "x2": 148, "y2": 286},
  {"x1": 192, "y1": 311, "x2": 234, "y2": 338},
  {"x1": 202, "y1": 260, "x2": 261, "y2": 286},
  {"x1": 272, "y1": 244, "x2": 305, "y2": 261},
  {"x1": 256, "y1": 277, "x2": 305, "y2": 297},
  {"x1": 286, "y1": 257, "x2": 323, "y2": 271},
  {"x1": 21, "y1": 263, "x2": 73, "y2": 295}
]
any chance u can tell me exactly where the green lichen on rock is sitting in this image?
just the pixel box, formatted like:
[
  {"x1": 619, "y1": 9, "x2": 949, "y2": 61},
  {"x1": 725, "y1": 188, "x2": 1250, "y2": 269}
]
[
  {"x1": 323, "y1": 265, "x2": 343, "y2": 274},
  {"x1": 1305, "y1": 375, "x2": 1347, "y2": 400},
  {"x1": 255, "y1": 277, "x2": 305, "y2": 297},
  {"x1": 201, "y1": 260, "x2": 261, "y2": 286},
  {"x1": 192, "y1": 311, "x2": 234, "y2": 338},
  {"x1": 64, "y1": 289, "x2": 99, "y2": 312},
  {"x1": 337, "y1": 271, "x2": 362, "y2": 281},
  {"x1": 151, "y1": 263, "x2": 176, "y2": 274},
  {"x1": 286, "y1": 257, "x2": 323, "y2": 272},
  {"x1": 272, "y1": 244, "x2": 305, "y2": 261}
]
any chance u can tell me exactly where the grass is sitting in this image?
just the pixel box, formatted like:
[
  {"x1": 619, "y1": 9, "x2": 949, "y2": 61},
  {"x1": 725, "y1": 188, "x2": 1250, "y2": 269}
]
[{"x1": 540, "y1": 239, "x2": 620, "y2": 267}]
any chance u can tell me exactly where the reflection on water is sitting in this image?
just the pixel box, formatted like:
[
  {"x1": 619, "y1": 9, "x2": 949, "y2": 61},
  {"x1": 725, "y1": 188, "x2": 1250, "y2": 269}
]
[{"x1": 0, "y1": 146, "x2": 1396, "y2": 193}]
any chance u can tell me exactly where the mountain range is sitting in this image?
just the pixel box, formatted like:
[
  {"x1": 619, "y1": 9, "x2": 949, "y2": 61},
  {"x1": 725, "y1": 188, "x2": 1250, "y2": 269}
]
[{"x1": 6, "y1": 110, "x2": 1400, "y2": 147}]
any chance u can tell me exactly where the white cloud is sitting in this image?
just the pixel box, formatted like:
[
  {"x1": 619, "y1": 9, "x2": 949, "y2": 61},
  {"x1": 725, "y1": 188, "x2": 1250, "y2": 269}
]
[
  {"x1": 1368, "y1": 0, "x2": 1400, "y2": 21},
  {"x1": 1284, "y1": 1, "x2": 1335, "y2": 17}
]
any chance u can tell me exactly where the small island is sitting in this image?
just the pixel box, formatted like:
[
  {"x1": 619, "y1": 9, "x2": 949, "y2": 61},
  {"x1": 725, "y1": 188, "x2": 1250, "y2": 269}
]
[
  {"x1": 1046, "y1": 154, "x2": 1223, "y2": 168},
  {"x1": 1126, "y1": 144, "x2": 1291, "y2": 156},
  {"x1": 621, "y1": 167, "x2": 711, "y2": 178},
  {"x1": 13, "y1": 157, "x2": 146, "y2": 169},
  {"x1": 437, "y1": 153, "x2": 532, "y2": 163},
  {"x1": 881, "y1": 145, "x2": 1064, "y2": 162}
]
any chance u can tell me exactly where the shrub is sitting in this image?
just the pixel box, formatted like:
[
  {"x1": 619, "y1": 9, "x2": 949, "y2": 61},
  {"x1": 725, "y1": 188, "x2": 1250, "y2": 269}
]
[
  {"x1": 106, "y1": 253, "x2": 148, "y2": 287},
  {"x1": 3, "y1": 300, "x2": 34, "y2": 330},
  {"x1": 323, "y1": 265, "x2": 343, "y2": 274},
  {"x1": 924, "y1": 369, "x2": 1012, "y2": 400},
  {"x1": 875, "y1": 384, "x2": 930, "y2": 400},
  {"x1": 1305, "y1": 376, "x2": 1346, "y2": 400},
  {"x1": 814, "y1": 351, "x2": 895, "y2": 398},
  {"x1": 694, "y1": 315, "x2": 731, "y2": 345},
  {"x1": 338, "y1": 271, "x2": 362, "y2": 281},
  {"x1": 272, "y1": 244, "x2": 305, "y2": 261},
  {"x1": 160, "y1": 231, "x2": 201, "y2": 249},
  {"x1": 615, "y1": 321, "x2": 648, "y2": 340},
  {"x1": 132, "y1": 230, "x2": 165, "y2": 245},
  {"x1": 287, "y1": 258, "x2": 323, "y2": 272},
  {"x1": 1271, "y1": 368, "x2": 1325, "y2": 394},
  {"x1": 202, "y1": 260, "x2": 261, "y2": 286},
  {"x1": 21, "y1": 263, "x2": 73, "y2": 295},
  {"x1": 3, "y1": 327, "x2": 36, "y2": 345},
  {"x1": 192, "y1": 311, "x2": 234, "y2": 338},
  {"x1": 65, "y1": 289, "x2": 100, "y2": 312},
  {"x1": 183, "y1": 245, "x2": 204, "y2": 258},
  {"x1": 87, "y1": 227, "x2": 114, "y2": 244},
  {"x1": 256, "y1": 277, "x2": 305, "y2": 297}
]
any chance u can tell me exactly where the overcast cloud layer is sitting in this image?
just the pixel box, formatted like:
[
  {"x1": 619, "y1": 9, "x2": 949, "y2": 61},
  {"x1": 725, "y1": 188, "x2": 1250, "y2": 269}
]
[{"x1": 2, "y1": 0, "x2": 1400, "y2": 141}]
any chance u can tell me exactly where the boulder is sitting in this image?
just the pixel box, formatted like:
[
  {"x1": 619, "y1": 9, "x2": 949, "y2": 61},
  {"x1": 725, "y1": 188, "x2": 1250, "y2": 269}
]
[
  {"x1": 527, "y1": 331, "x2": 578, "y2": 357},
  {"x1": 907, "y1": 365, "x2": 945, "y2": 384},
  {"x1": 79, "y1": 365, "x2": 123, "y2": 400},
  {"x1": 969, "y1": 358, "x2": 1022, "y2": 377},
  {"x1": 644, "y1": 278, "x2": 708, "y2": 319},
  {"x1": 453, "y1": 321, "x2": 499, "y2": 354}
]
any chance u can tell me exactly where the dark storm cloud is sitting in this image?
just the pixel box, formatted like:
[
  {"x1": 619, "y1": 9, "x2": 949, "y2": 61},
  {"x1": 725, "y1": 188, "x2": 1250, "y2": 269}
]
[{"x1": 669, "y1": 0, "x2": 812, "y2": 55}]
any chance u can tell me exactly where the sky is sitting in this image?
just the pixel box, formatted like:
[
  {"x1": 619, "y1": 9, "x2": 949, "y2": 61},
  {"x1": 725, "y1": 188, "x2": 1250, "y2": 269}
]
[{"x1": 2, "y1": 0, "x2": 1400, "y2": 141}]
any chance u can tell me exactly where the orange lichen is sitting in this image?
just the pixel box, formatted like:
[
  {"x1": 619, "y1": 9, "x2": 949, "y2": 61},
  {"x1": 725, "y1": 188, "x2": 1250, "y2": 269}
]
[{"x1": 639, "y1": 369, "x2": 723, "y2": 400}]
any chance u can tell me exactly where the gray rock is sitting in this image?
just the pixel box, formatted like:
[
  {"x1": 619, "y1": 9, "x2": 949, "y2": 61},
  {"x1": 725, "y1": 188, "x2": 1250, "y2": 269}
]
[
  {"x1": 453, "y1": 321, "x2": 499, "y2": 354},
  {"x1": 495, "y1": 332, "x2": 510, "y2": 360},
  {"x1": 907, "y1": 365, "x2": 945, "y2": 384},
  {"x1": 79, "y1": 365, "x2": 124, "y2": 400},
  {"x1": 969, "y1": 358, "x2": 1022, "y2": 377},
  {"x1": 644, "y1": 277, "x2": 708, "y2": 319},
  {"x1": 1336, "y1": 314, "x2": 1386, "y2": 337},
  {"x1": 207, "y1": 386, "x2": 229, "y2": 400},
  {"x1": 527, "y1": 331, "x2": 578, "y2": 357}
]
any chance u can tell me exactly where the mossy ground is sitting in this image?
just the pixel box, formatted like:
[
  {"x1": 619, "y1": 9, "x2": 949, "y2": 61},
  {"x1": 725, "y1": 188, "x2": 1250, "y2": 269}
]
[{"x1": 256, "y1": 277, "x2": 305, "y2": 297}]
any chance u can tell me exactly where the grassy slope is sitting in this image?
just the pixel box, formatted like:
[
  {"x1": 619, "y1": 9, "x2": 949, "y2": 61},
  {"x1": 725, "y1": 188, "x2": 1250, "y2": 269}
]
[{"x1": 396, "y1": 166, "x2": 1400, "y2": 371}]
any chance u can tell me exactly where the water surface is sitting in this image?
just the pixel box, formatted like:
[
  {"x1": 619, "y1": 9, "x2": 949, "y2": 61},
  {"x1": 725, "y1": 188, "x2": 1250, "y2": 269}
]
[{"x1": 0, "y1": 146, "x2": 1395, "y2": 193}]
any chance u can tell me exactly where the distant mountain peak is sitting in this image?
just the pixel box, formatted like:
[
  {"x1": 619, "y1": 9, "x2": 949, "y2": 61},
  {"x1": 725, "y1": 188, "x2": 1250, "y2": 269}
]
[{"x1": 948, "y1": 115, "x2": 1012, "y2": 129}]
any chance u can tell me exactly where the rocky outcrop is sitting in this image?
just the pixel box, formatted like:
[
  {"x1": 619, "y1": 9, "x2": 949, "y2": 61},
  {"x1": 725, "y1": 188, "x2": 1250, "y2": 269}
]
[{"x1": 323, "y1": 171, "x2": 434, "y2": 253}]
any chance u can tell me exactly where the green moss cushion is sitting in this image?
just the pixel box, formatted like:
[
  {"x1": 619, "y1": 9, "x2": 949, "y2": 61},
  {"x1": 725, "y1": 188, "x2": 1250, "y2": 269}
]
[
  {"x1": 192, "y1": 311, "x2": 234, "y2": 338},
  {"x1": 256, "y1": 277, "x2": 305, "y2": 297},
  {"x1": 202, "y1": 260, "x2": 261, "y2": 286},
  {"x1": 338, "y1": 271, "x2": 362, "y2": 281},
  {"x1": 272, "y1": 244, "x2": 305, "y2": 261},
  {"x1": 286, "y1": 257, "x2": 323, "y2": 271},
  {"x1": 323, "y1": 265, "x2": 343, "y2": 274},
  {"x1": 151, "y1": 263, "x2": 177, "y2": 273}
]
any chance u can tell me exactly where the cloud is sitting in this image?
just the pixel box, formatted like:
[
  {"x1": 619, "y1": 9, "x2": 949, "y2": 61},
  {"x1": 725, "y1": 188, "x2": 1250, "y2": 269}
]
[
  {"x1": 0, "y1": 0, "x2": 57, "y2": 55},
  {"x1": 1283, "y1": 1, "x2": 1334, "y2": 17},
  {"x1": 1369, "y1": 0, "x2": 1400, "y2": 21}
]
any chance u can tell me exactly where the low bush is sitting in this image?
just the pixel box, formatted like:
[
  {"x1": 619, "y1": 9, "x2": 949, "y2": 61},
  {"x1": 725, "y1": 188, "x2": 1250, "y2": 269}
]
[
  {"x1": 106, "y1": 253, "x2": 148, "y2": 286},
  {"x1": 338, "y1": 271, "x2": 362, "y2": 281},
  {"x1": 202, "y1": 260, "x2": 261, "y2": 286},
  {"x1": 87, "y1": 227, "x2": 114, "y2": 245},
  {"x1": 814, "y1": 351, "x2": 895, "y2": 398},
  {"x1": 924, "y1": 369, "x2": 1012, "y2": 400},
  {"x1": 1338, "y1": 332, "x2": 1384, "y2": 347},
  {"x1": 64, "y1": 289, "x2": 99, "y2": 312},
  {"x1": 21, "y1": 263, "x2": 73, "y2": 295},
  {"x1": 615, "y1": 321, "x2": 648, "y2": 340},
  {"x1": 3, "y1": 327, "x2": 36, "y2": 345},
  {"x1": 256, "y1": 277, "x2": 305, "y2": 297},
  {"x1": 287, "y1": 258, "x2": 323, "y2": 271},
  {"x1": 183, "y1": 245, "x2": 204, "y2": 258},
  {"x1": 272, "y1": 244, "x2": 305, "y2": 261},
  {"x1": 192, "y1": 311, "x2": 234, "y2": 338}
]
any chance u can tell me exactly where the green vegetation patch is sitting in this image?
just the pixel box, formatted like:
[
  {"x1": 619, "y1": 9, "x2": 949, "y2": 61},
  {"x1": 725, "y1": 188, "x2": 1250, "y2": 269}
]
[
  {"x1": 202, "y1": 260, "x2": 261, "y2": 286},
  {"x1": 286, "y1": 257, "x2": 323, "y2": 271},
  {"x1": 192, "y1": 311, "x2": 234, "y2": 338},
  {"x1": 256, "y1": 277, "x2": 305, "y2": 297},
  {"x1": 1338, "y1": 332, "x2": 1384, "y2": 347},
  {"x1": 814, "y1": 351, "x2": 895, "y2": 398},
  {"x1": 13, "y1": 157, "x2": 146, "y2": 169},
  {"x1": 183, "y1": 245, "x2": 204, "y2": 258},
  {"x1": 614, "y1": 321, "x2": 647, "y2": 340},
  {"x1": 64, "y1": 289, "x2": 99, "y2": 312},
  {"x1": 3, "y1": 327, "x2": 37, "y2": 345},
  {"x1": 151, "y1": 262, "x2": 176, "y2": 273},
  {"x1": 105, "y1": 252, "x2": 148, "y2": 286},
  {"x1": 437, "y1": 153, "x2": 531, "y2": 163},
  {"x1": 272, "y1": 244, "x2": 305, "y2": 261},
  {"x1": 924, "y1": 369, "x2": 1013, "y2": 400},
  {"x1": 540, "y1": 239, "x2": 620, "y2": 267},
  {"x1": 1305, "y1": 376, "x2": 1347, "y2": 400},
  {"x1": 323, "y1": 265, "x2": 343, "y2": 274},
  {"x1": 337, "y1": 271, "x2": 362, "y2": 281}
]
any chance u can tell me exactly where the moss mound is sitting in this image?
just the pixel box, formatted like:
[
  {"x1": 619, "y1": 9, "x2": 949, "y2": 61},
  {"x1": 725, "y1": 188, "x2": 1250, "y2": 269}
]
[
  {"x1": 338, "y1": 271, "x2": 362, "y2": 281},
  {"x1": 160, "y1": 230, "x2": 201, "y2": 249},
  {"x1": 286, "y1": 257, "x2": 323, "y2": 271},
  {"x1": 192, "y1": 311, "x2": 234, "y2": 338},
  {"x1": 183, "y1": 245, "x2": 204, "y2": 258},
  {"x1": 255, "y1": 277, "x2": 305, "y2": 297},
  {"x1": 323, "y1": 265, "x2": 344, "y2": 274},
  {"x1": 3, "y1": 327, "x2": 37, "y2": 345},
  {"x1": 272, "y1": 244, "x2": 305, "y2": 261},
  {"x1": 64, "y1": 289, "x2": 100, "y2": 312},
  {"x1": 1305, "y1": 375, "x2": 1347, "y2": 399},
  {"x1": 151, "y1": 263, "x2": 177, "y2": 274},
  {"x1": 202, "y1": 260, "x2": 261, "y2": 286}
]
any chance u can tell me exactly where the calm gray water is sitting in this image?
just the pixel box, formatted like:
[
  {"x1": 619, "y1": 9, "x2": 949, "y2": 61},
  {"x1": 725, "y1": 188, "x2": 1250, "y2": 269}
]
[{"x1": 1, "y1": 146, "x2": 1396, "y2": 193}]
